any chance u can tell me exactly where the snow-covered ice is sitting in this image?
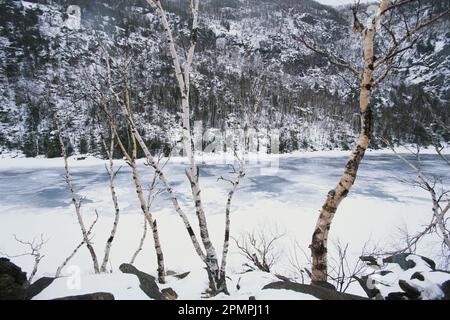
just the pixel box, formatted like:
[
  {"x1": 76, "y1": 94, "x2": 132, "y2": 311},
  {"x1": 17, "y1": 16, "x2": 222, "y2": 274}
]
[{"x1": 0, "y1": 150, "x2": 448, "y2": 299}]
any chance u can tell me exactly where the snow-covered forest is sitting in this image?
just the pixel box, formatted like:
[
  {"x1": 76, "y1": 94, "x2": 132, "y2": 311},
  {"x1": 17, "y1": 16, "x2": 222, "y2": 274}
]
[{"x1": 0, "y1": 0, "x2": 449, "y2": 302}]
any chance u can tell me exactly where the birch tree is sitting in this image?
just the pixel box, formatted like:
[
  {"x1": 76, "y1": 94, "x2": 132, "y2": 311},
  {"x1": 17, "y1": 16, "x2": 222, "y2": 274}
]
[
  {"x1": 55, "y1": 113, "x2": 122, "y2": 276},
  {"x1": 295, "y1": 0, "x2": 450, "y2": 283},
  {"x1": 56, "y1": 113, "x2": 100, "y2": 274},
  {"x1": 98, "y1": 129, "x2": 121, "y2": 273},
  {"x1": 384, "y1": 141, "x2": 449, "y2": 259},
  {"x1": 94, "y1": 66, "x2": 167, "y2": 283},
  {"x1": 130, "y1": 0, "x2": 246, "y2": 294}
]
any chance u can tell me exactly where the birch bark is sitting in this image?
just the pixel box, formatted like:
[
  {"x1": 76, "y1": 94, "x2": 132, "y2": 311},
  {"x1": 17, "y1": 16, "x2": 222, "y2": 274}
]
[{"x1": 310, "y1": 0, "x2": 388, "y2": 283}]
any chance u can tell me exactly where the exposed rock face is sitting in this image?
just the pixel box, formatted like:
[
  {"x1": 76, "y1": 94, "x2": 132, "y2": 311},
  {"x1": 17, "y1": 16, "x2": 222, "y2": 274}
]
[
  {"x1": 0, "y1": 257, "x2": 27, "y2": 300},
  {"x1": 119, "y1": 263, "x2": 165, "y2": 300}
]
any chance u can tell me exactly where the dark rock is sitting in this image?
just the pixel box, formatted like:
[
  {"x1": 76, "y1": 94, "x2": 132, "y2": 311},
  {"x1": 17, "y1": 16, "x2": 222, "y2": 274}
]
[
  {"x1": 173, "y1": 271, "x2": 190, "y2": 280},
  {"x1": 166, "y1": 270, "x2": 177, "y2": 276},
  {"x1": 0, "y1": 274, "x2": 26, "y2": 300},
  {"x1": 161, "y1": 287, "x2": 178, "y2": 300},
  {"x1": 419, "y1": 256, "x2": 436, "y2": 270},
  {"x1": 440, "y1": 280, "x2": 450, "y2": 300},
  {"x1": 262, "y1": 281, "x2": 368, "y2": 300},
  {"x1": 53, "y1": 292, "x2": 115, "y2": 300},
  {"x1": 25, "y1": 277, "x2": 55, "y2": 300},
  {"x1": 354, "y1": 275, "x2": 381, "y2": 299},
  {"x1": 382, "y1": 253, "x2": 416, "y2": 270},
  {"x1": 312, "y1": 280, "x2": 337, "y2": 291},
  {"x1": 386, "y1": 292, "x2": 407, "y2": 300},
  {"x1": 249, "y1": 296, "x2": 256, "y2": 300},
  {"x1": 398, "y1": 280, "x2": 421, "y2": 300},
  {"x1": 0, "y1": 258, "x2": 27, "y2": 300},
  {"x1": 0, "y1": 257, "x2": 27, "y2": 285},
  {"x1": 410, "y1": 272, "x2": 425, "y2": 281},
  {"x1": 275, "y1": 274, "x2": 291, "y2": 282},
  {"x1": 119, "y1": 263, "x2": 165, "y2": 300},
  {"x1": 360, "y1": 255, "x2": 379, "y2": 266}
]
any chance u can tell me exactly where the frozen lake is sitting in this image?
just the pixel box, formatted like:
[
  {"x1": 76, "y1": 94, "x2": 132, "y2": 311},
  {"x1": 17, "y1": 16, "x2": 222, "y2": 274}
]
[
  {"x1": 0, "y1": 151, "x2": 448, "y2": 299},
  {"x1": 0, "y1": 152, "x2": 447, "y2": 212}
]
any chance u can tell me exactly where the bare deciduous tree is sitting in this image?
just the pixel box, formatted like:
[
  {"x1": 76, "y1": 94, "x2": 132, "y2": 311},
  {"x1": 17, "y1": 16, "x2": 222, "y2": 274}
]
[
  {"x1": 99, "y1": 128, "x2": 122, "y2": 273},
  {"x1": 56, "y1": 113, "x2": 100, "y2": 274},
  {"x1": 233, "y1": 227, "x2": 285, "y2": 273},
  {"x1": 295, "y1": 0, "x2": 450, "y2": 283},
  {"x1": 384, "y1": 140, "x2": 449, "y2": 261},
  {"x1": 1, "y1": 234, "x2": 48, "y2": 283},
  {"x1": 288, "y1": 239, "x2": 378, "y2": 293},
  {"x1": 55, "y1": 210, "x2": 99, "y2": 278},
  {"x1": 130, "y1": 153, "x2": 167, "y2": 265},
  {"x1": 328, "y1": 240, "x2": 368, "y2": 293},
  {"x1": 138, "y1": 0, "x2": 246, "y2": 294},
  {"x1": 55, "y1": 113, "x2": 123, "y2": 277}
]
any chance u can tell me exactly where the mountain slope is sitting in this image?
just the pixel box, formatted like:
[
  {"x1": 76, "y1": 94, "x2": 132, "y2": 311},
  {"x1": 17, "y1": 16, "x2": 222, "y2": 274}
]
[{"x1": 0, "y1": 0, "x2": 448, "y2": 157}]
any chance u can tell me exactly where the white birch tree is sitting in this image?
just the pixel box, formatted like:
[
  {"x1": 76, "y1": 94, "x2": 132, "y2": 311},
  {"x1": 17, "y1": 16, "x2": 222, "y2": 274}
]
[
  {"x1": 295, "y1": 0, "x2": 450, "y2": 283},
  {"x1": 133, "y1": 0, "x2": 246, "y2": 294}
]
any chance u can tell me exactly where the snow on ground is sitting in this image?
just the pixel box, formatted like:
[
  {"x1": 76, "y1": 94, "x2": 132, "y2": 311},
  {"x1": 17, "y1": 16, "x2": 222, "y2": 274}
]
[{"x1": 0, "y1": 150, "x2": 448, "y2": 299}]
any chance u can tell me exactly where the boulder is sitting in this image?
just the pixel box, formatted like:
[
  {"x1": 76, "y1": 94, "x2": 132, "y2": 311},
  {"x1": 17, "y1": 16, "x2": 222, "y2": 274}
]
[
  {"x1": 354, "y1": 275, "x2": 381, "y2": 299},
  {"x1": 360, "y1": 254, "x2": 448, "y2": 300},
  {"x1": 382, "y1": 253, "x2": 416, "y2": 270},
  {"x1": 161, "y1": 287, "x2": 178, "y2": 300},
  {"x1": 263, "y1": 281, "x2": 368, "y2": 300},
  {"x1": 53, "y1": 292, "x2": 114, "y2": 300},
  {"x1": 0, "y1": 257, "x2": 27, "y2": 285},
  {"x1": 25, "y1": 277, "x2": 55, "y2": 300},
  {"x1": 0, "y1": 257, "x2": 27, "y2": 300},
  {"x1": 398, "y1": 280, "x2": 421, "y2": 300},
  {"x1": 0, "y1": 274, "x2": 26, "y2": 300},
  {"x1": 119, "y1": 263, "x2": 165, "y2": 300},
  {"x1": 173, "y1": 271, "x2": 190, "y2": 280},
  {"x1": 440, "y1": 280, "x2": 450, "y2": 300}
]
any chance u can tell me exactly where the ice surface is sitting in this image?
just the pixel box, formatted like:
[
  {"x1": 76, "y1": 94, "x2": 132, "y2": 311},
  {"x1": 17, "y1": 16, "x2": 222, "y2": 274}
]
[{"x1": 0, "y1": 151, "x2": 448, "y2": 299}]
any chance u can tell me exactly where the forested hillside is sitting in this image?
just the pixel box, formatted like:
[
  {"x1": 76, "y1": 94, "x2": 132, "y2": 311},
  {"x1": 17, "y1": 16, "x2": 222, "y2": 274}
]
[{"x1": 0, "y1": 0, "x2": 448, "y2": 157}]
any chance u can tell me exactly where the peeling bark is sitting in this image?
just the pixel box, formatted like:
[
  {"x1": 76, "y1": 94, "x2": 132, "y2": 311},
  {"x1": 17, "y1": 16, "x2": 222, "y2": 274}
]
[
  {"x1": 147, "y1": 0, "x2": 227, "y2": 294},
  {"x1": 310, "y1": 1, "x2": 386, "y2": 283}
]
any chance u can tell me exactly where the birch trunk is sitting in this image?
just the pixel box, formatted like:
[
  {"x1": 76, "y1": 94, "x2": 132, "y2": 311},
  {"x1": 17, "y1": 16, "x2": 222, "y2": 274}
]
[
  {"x1": 147, "y1": 0, "x2": 226, "y2": 293},
  {"x1": 219, "y1": 155, "x2": 245, "y2": 293},
  {"x1": 56, "y1": 114, "x2": 100, "y2": 274},
  {"x1": 114, "y1": 125, "x2": 167, "y2": 283},
  {"x1": 100, "y1": 133, "x2": 121, "y2": 273},
  {"x1": 310, "y1": 1, "x2": 388, "y2": 283}
]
